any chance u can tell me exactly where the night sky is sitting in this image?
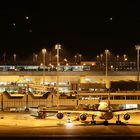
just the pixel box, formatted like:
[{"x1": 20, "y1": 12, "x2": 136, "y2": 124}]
[{"x1": 0, "y1": 1, "x2": 140, "y2": 61}]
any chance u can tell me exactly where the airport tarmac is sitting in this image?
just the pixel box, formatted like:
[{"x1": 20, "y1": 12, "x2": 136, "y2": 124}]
[{"x1": 0, "y1": 112, "x2": 140, "y2": 139}]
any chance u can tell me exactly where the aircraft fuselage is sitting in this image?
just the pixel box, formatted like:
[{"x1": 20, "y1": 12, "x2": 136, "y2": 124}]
[
  {"x1": 97, "y1": 102, "x2": 113, "y2": 120},
  {"x1": 99, "y1": 112, "x2": 113, "y2": 120}
]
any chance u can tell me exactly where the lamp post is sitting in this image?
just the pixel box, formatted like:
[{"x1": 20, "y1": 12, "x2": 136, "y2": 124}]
[
  {"x1": 100, "y1": 53, "x2": 103, "y2": 61},
  {"x1": 123, "y1": 54, "x2": 127, "y2": 61},
  {"x1": 64, "y1": 58, "x2": 67, "y2": 65},
  {"x1": 96, "y1": 55, "x2": 99, "y2": 61},
  {"x1": 55, "y1": 44, "x2": 61, "y2": 109},
  {"x1": 33, "y1": 53, "x2": 38, "y2": 63},
  {"x1": 96, "y1": 55, "x2": 99, "y2": 69},
  {"x1": 105, "y1": 49, "x2": 109, "y2": 79},
  {"x1": 116, "y1": 55, "x2": 119, "y2": 70},
  {"x1": 13, "y1": 53, "x2": 16, "y2": 62},
  {"x1": 135, "y1": 45, "x2": 140, "y2": 91},
  {"x1": 79, "y1": 54, "x2": 82, "y2": 64},
  {"x1": 100, "y1": 53, "x2": 103, "y2": 70},
  {"x1": 74, "y1": 55, "x2": 77, "y2": 64},
  {"x1": 105, "y1": 49, "x2": 110, "y2": 103},
  {"x1": 35, "y1": 54, "x2": 38, "y2": 64},
  {"x1": 42, "y1": 48, "x2": 46, "y2": 88},
  {"x1": 116, "y1": 55, "x2": 119, "y2": 61}
]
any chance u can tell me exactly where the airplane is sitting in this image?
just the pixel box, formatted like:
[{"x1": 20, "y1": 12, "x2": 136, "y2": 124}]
[
  {"x1": 55, "y1": 101, "x2": 139, "y2": 125},
  {"x1": 36, "y1": 91, "x2": 140, "y2": 125}
]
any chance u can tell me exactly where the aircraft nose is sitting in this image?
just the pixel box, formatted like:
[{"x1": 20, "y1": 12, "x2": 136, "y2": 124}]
[{"x1": 108, "y1": 109, "x2": 112, "y2": 113}]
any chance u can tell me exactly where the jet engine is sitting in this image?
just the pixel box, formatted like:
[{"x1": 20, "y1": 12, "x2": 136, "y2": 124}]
[
  {"x1": 80, "y1": 113, "x2": 87, "y2": 121},
  {"x1": 123, "y1": 113, "x2": 130, "y2": 120},
  {"x1": 56, "y1": 113, "x2": 64, "y2": 119}
]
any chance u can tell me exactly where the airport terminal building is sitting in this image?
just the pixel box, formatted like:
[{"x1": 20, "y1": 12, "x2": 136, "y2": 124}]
[{"x1": 0, "y1": 64, "x2": 139, "y2": 110}]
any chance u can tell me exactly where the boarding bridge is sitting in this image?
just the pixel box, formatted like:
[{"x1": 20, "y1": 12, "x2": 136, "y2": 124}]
[{"x1": 0, "y1": 91, "x2": 140, "y2": 111}]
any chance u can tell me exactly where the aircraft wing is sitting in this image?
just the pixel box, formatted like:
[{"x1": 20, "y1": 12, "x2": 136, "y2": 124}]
[
  {"x1": 38, "y1": 109, "x2": 108, "y2": 118},
  {"x1": 58, "y1": 110, "x2": 96, "y2": 114},
  {"x1": 112, "y1": 108, "x2": 138, "y2": 112},
  {"x1": 57, "y1": 110, "x2": 105, "y2": 118},
  {"x1": 113, "y1": 108, "x2": 140, "y2": 115},
  {"x1": 39, "y1": 110, "x2": 58, "y2": 113}
]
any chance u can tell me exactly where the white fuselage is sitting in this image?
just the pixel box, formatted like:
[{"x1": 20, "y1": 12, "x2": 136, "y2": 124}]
[{"x1": 97, "y1": 102, "x2": 113, "y2": 120}]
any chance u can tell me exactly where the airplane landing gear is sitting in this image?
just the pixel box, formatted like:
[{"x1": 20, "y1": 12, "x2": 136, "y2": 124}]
[
  {"x1": 38, "y1": 111, "x2": 46, "y2": 119},
  {"x1": 116, "y1": 115, "x2": 121, "y2": 125},
  {"x1": 104, "y1": 120, "x2": 108, "y2": 125},
  {"x1": 91, "y1": 120, "x2": 96, "y2": 125},
  {"x1": 91, "y1": 115, "x2": 96, "y2": 125},
  {"x1": 116, "y1": 120, "x2": 121, "y2": 125},
  {"x1": 25, "y1": 107, "x2": 29, "y2": 112}
]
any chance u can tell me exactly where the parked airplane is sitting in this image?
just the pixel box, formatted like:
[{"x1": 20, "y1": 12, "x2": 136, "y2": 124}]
[
  {"x1": 56, "y1": 102, "x2": 139, "y2": 125},
  {"x1": 36, "y1": 92, "x2": 139, "y2": 125},
  {"x1": 37, "y1": 101, "x2": 139, "y2": 125}
]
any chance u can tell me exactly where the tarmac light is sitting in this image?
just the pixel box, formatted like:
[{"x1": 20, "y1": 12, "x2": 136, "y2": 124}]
[
  {"x1": 66, "y1": 118, "x2": 72, "y2": 123},
  {"x1": 66, "y1": 119, "x2": 73, "y2": 128}
]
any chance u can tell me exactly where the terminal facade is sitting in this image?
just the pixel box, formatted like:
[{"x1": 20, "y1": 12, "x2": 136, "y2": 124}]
[{"x1": 0, "y1": 68, "x2": 138, "y2": 110}]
